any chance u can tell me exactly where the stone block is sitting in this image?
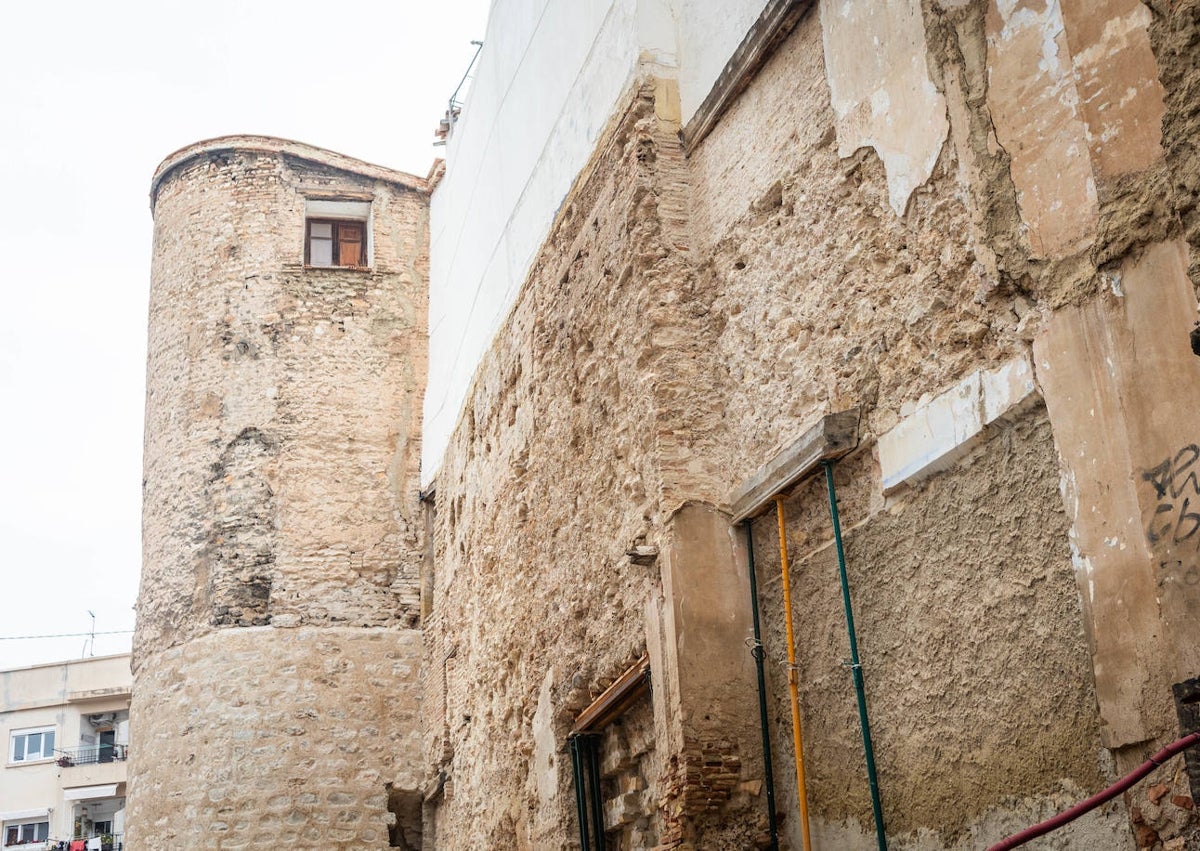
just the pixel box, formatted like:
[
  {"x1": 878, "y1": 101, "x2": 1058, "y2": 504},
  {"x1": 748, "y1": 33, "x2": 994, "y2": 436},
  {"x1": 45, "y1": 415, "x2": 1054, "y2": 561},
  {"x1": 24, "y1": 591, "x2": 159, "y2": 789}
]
[{"x1": 879, "y1": 356, "x2": 1037, "y2": 491}]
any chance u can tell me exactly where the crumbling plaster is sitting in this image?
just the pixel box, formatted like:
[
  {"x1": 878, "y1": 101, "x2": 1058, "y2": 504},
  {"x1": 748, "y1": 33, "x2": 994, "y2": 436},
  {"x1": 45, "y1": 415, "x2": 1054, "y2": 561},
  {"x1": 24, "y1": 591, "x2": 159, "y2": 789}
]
[
  {"x1": 819, "y1": 0, "x2": 950, "y2": 216},
  {"x1": 423, "y1": 0, "x2": 1200, "y2": 845},
  {"x1": 984, "y1": 0, "x2": 1164, "y2": 259}
]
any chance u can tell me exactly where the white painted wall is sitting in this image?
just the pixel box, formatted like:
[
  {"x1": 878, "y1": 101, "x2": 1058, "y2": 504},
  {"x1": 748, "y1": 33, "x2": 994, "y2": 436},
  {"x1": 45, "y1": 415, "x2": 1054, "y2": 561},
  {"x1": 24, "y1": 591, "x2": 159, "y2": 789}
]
[
  {"x1": 674, "y1": 0, "x2": 769, "y2": 120},
  {"x1": 424, "y1": 0, "x2": 771, "y2": 482}
]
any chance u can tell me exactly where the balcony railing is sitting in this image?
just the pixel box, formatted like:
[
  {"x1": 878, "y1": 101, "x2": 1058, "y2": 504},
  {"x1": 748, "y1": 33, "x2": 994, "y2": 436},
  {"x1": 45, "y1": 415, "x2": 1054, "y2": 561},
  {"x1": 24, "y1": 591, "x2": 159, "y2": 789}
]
[
  {"x1": 54, "y1": 744, "x2": 128, "y2": 767},
  {"x1": 47, "y1": 833, "x2": 124, "y2": 851}
]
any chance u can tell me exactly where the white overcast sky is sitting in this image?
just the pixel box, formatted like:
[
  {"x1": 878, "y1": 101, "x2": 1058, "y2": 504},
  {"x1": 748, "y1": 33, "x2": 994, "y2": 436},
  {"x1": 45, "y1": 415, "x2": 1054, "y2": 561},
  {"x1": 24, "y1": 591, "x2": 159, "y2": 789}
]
[{"x1": 0, "y1": 0, "x2": 491, "y2": 669}]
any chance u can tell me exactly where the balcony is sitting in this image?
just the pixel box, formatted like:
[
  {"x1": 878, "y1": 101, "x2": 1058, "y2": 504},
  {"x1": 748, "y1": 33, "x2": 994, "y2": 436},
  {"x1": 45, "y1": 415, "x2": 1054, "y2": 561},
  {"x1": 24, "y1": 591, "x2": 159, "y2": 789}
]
[
  {"x1": 54, "y1": 833, "x2": 124, "y2": 851},
  {"x1": 55, "y1": 745, "x2": 127, "y2": 789},
  {"x1": 55, "y1": 744, "x2": 126, "y2": 767}
]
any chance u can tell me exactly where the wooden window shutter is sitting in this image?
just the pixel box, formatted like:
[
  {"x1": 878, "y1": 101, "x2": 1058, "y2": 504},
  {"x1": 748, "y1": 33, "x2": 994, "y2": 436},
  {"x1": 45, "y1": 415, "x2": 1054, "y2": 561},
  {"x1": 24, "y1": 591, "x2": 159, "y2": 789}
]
[{"x1": 337, "y1": 221, "x2": 363, "y2": 266}]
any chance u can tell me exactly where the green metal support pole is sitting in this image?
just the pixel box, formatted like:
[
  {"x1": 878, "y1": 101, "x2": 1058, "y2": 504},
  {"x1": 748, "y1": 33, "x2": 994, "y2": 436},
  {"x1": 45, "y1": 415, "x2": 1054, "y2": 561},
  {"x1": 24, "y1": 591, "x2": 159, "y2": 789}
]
[
  {"x1": 744, "y1": 519, "x2": 780, "y2": 850},
  {"x1": 823, "y1": 459, "x2": 888, "y2": 851},
  {"x1": 569, "y1": 735, "x2": 591, "y2": 851},
  {"x1": 585, "y1": 734, "x2": 605, "y2": 850}
]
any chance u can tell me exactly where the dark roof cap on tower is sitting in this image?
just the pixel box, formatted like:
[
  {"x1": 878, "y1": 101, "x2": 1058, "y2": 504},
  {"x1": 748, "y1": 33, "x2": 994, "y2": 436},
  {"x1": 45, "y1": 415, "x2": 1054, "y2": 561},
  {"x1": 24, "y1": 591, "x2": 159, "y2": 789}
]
[{"x1": 150, "y1": 135, "x2": 430, "y2": 211}]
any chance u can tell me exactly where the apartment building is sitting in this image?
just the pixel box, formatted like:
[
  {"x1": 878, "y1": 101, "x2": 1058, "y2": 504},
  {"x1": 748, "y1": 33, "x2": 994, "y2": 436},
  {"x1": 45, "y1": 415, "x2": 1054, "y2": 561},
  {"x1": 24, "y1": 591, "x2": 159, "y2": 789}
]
[{"x1": 1, "y1": 654, "x2": 131, "y2": 850}]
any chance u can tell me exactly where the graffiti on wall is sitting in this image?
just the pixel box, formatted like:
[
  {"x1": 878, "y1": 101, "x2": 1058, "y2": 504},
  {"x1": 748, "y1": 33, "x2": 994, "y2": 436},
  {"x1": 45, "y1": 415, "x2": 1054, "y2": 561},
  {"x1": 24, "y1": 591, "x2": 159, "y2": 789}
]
[{"x1": 1144, "y1": 445, "x2": 1200, "y2": 547}]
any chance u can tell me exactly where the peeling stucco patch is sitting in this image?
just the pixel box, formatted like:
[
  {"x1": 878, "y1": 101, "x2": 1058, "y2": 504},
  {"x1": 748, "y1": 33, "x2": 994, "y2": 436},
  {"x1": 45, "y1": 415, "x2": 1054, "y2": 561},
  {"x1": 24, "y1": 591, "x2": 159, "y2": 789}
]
[
  {"x1": 1034, "y1": 240, "x2": 1200, "y2": 747},
  {"x1": 985, "y1": 0, "x2": 1163, "y2": 259},
  {"x1": 1060, "y1": 0, "x2": 1164, "y2": 179},
  {"x1": 819, "y1": 0, "x2": 950, "y2": 216},
  {"x1": 986, "y1": 0, "x2": 1098, "y2": 259}
]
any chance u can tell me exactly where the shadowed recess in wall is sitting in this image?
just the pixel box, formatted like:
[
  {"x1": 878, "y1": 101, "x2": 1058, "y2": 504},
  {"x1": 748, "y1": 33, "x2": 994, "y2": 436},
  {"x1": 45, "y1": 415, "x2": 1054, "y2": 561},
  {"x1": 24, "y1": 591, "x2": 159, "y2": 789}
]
[
  {"x1": 203, "y1": 426, "x2": 278, "y2": 627},
  {"x1": 386, "y1": 784, "x2": 423, "y2": 850}
]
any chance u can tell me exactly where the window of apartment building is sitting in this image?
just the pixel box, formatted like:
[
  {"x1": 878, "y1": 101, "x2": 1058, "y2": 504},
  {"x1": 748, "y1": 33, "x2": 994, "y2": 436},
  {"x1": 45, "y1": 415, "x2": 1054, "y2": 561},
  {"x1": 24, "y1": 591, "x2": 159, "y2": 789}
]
[
  {"x1": 4, "y1": 820, "x2": 49, "y2": 845},
  {"x1": 9, "y1": 726, "x2": 55, "y2": 763},
  {"x1": 304, "y1": 199, "x2": 372, "y2": 269}
]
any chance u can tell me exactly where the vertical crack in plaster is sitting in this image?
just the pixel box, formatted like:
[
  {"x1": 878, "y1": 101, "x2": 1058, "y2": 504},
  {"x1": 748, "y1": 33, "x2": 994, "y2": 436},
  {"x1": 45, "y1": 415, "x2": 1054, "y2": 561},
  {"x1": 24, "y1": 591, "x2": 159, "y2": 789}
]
[{"x1": 819, "y1": 0, "x2": 950, "y2": 216}]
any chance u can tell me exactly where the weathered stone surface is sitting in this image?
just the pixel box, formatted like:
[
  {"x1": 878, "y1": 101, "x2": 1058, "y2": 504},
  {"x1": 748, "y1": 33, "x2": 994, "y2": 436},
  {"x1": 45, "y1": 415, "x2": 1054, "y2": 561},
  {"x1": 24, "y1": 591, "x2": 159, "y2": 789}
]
[
  {"x1": 418, "y1": 6, "x2": 1137, "y2": 839},
  {"x1": 126, "y1": 627, "x2": 423, "y2": 849},
  {"x1": 420, "y1": 83, "x2": 764, "y2": 849},
  {"x1": 419, "y1": 0, "x2": 1200, "y2": 843},
  {"x1": 131, "y1": 0, "x2": 1200, "y2": 847},
  {"x1": 133, "y1": 138, "x2": 429, "y2": 849},
  {"x1": 140, "y1": 141, "x2": 429, "y2": 658}
]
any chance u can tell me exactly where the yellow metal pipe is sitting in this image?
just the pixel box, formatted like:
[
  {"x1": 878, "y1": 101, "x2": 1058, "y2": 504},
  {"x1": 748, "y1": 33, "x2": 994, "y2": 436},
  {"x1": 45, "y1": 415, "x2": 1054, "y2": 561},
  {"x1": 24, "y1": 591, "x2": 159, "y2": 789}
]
[{"x1": 776, "y1": 495, "x2": 813, "y2": 851}]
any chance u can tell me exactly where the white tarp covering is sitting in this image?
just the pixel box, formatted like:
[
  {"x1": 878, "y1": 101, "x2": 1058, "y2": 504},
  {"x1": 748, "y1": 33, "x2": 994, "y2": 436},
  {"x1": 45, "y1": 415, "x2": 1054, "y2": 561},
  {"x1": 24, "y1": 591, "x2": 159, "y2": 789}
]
[
  {"x1": 0, "y1": 808, "x2": 49, "y2": 820},
  {"x1": 61, "y1": 784, "x2": 118, "y2": 801}
]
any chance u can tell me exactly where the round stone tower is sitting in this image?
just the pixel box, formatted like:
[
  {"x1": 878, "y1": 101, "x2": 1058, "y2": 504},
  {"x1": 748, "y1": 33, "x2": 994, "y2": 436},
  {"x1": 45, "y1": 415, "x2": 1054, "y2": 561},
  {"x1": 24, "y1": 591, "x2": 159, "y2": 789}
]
[{"x1": 129, "y1": 136, "x2": 430, "y2": 849}]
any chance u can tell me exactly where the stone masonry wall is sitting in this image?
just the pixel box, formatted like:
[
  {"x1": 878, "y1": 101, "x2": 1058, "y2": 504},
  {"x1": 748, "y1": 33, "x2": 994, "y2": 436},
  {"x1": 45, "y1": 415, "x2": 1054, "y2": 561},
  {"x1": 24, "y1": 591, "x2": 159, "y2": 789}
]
[
  {"x1": 132, "y1": 140, "x2": 429, "y2": 849},
  {"x1": 423, "y1": 88, "x2": 690, "y2": 849},
  {"x1": 126, "y1": 627, "x2": 422, "y2": 848},
  {"x1": 689, "y1": 4, "x2": 1117, "y2": 838},
  {"x1": 423, "y1": 81, "x2": 771, "y2": 849},
  {"x1": 425, "y1": 1, "x2": 1200, "y2": 847},
  {"x1": 752, "y1": 410, "x2": 1128, "y2": 849},
  {"x1": 687, "y1": 1, "x2": 1200, "y2": 846},
  {"x1": 139, "y1": 144, "x2": 428, "y2": 657}
]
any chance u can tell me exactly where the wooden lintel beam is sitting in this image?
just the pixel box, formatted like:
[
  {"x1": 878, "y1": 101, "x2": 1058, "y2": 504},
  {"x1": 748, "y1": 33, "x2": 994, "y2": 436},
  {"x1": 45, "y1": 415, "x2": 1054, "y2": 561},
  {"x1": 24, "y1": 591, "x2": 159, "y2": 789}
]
[
  {"x1": 573, "y1": 655, "x2": 651, "y2": 734},
  {"x1": 726, "y1": 409, "x2": 860, "y2": 524},
  {"x1": 681, "y1": 0, "x2": 815, "y2": 151}
]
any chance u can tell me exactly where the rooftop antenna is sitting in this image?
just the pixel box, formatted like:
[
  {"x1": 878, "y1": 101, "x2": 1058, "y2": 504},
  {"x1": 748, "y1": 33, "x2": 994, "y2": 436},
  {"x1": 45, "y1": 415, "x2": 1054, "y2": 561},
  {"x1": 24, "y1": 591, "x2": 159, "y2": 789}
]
[
  {"x1": 85, "y1": 610, "x2": 96, "y2": 657},
  {"x1": 434, "y1": 40, "x2": 485, "y2": 146}
]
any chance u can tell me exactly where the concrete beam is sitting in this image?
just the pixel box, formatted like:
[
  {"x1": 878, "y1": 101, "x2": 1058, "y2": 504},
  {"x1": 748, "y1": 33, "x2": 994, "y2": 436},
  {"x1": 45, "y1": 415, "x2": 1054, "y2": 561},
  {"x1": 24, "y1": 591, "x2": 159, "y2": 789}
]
[
  {"x1": 878, "y1": 357, "x2": 1037, "y2": 491},
  {"x1": 726, "y1": 409, "x2": 860, "y2": 523}
]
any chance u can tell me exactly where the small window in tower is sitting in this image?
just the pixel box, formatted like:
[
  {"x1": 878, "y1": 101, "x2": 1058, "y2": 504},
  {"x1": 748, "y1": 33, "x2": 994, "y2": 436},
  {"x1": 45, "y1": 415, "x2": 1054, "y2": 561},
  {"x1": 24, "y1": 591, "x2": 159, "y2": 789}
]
[
  {"x1": 303, "y1": 197, "x2": 373, "y2": 269},
  {"x1": 306, "y1": 219, "x2": 366, "y2": 268}
]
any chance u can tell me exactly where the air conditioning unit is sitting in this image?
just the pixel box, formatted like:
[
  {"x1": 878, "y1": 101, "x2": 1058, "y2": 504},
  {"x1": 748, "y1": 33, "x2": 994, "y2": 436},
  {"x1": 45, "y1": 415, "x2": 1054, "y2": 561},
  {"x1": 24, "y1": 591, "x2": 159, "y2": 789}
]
[{"x1": 86, "y1": 713, "x2": 116, "y2": 729}]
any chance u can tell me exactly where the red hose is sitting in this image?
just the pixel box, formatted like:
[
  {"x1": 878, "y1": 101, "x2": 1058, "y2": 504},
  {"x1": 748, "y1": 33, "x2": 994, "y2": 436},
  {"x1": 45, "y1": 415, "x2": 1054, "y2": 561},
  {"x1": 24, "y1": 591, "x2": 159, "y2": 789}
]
[{"x1": 987, "y1": 731, "x2": 1200, "y2": 851}]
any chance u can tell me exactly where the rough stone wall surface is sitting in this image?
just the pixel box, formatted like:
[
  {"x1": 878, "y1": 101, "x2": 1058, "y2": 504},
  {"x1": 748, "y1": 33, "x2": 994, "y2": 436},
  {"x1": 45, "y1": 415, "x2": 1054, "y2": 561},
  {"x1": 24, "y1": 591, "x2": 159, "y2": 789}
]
[
  {"x1": 124, "y1": 0, "x2": 1200, "y2": 848},
  {"x1": 126, "y1": 627, "x2": 422, "y2": 849},
  {"x1": 688, "y1": 6, "x2": 1024, "y2": 502},
  {"x1": 752, "y1": 410, "x2": 1120, "y2": 848},
  {"x1": 423, "y1": 88, "x2": 698, "y2": 850},
  {"x1": 140, "y1": 146, "x2": 428, "y2": 657},
  {"x1": 423, "y1": 0, "x2": 1200, "y2": 847},
  {"x1": 133, "y1": 141, "x2": 429, "y2": 848}
]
